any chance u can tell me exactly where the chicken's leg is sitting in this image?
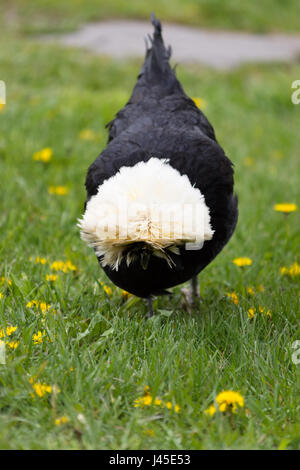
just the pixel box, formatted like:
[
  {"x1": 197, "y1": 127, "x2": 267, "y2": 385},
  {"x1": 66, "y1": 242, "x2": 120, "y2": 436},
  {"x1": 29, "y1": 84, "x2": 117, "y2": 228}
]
[
  {"x1": 182, "y1": 275, "x2": 200, "y2": 311},
  {"x1": 190, "y1": 275, "x2": 200, "y2": 303},
  {"x1": 146, "y1": 297, "x2": 154, "y2": 318}
]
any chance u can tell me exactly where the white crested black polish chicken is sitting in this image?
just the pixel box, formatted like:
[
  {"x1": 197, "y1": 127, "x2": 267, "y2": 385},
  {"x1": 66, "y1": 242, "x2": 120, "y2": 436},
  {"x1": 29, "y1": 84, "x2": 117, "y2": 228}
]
[{"x1": 79, "y1": 14, "x2": 238, "y2": 316}]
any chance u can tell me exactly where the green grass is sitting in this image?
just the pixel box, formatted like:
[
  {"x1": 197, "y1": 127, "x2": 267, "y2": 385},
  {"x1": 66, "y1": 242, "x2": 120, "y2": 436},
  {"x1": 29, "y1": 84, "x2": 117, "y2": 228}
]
[
  {"x1": 0, "y1": 33, "x2": 300, "y2": 449},
  {"x1": 1, "y1": 0, "x2": 300, "y2": 34}
]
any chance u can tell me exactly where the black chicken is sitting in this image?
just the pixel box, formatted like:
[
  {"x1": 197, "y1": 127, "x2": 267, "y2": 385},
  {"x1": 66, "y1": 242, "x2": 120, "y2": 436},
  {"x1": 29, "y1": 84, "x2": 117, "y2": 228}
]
[{"x1": 79, "y1": 14, "x2": 238, "y2": 316}]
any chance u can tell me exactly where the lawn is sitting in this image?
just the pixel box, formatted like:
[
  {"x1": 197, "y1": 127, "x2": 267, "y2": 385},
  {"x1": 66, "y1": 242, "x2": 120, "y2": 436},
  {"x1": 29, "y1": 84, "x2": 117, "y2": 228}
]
[
  {"x1": 1, "y1": 0, "x2": 300, "y2": 34},
  {"x1": 0, "y1": 17, "x2": 300, "y2": 449}
]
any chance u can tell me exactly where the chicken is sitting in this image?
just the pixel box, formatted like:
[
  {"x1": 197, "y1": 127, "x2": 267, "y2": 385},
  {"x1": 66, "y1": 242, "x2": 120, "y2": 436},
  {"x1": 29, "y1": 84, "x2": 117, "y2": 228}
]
[{"x1": 79, "y1": 14, "x2": 238, "y2": 316}]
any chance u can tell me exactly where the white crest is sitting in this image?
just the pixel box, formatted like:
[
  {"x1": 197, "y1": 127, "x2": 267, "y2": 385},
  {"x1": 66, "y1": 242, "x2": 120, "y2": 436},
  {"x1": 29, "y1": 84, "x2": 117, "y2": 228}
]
[{"x1": 78, "y1": 158, "x2": 214, "y2": 270}]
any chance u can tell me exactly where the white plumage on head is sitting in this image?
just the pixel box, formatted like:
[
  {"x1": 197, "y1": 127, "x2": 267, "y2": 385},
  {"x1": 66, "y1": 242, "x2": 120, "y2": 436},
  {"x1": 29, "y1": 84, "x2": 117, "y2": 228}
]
[{"x1": 78, "y1": 158, "x2": 214, "y2": 270}]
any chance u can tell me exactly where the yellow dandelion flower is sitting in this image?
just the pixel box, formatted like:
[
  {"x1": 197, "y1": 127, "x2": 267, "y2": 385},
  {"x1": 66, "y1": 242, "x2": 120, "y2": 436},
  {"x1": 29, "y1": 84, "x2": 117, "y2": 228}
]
[
  {"x1": 133, "y1": 386, "x2": 177, "y2": 411},
  {"x1": 6, "y1": 326, "x2": 17, "y2": 336},
  {"x1": 31, "y1": 381, "x2": 52, "y2": 398},
  {"x1": 192, "y1": 97, "x2": 207, "y2": 109},
  {"x1": 50, "y1": 260, "x2": 65, "y2": 271},
  {"x1": 258, "y1": 306, "x2": 272, "y2": 318},
  {"x1": 55, "y1": 416, "x2": 69, "y2": 426},
  {"x1": 7, "y1": 341, "x2": 19, "y2": 349},
  {"x1": 205, "y1": 404, "x2": 217, "y2": 417},
  {"x1": 103, "y1": 285, "x2": 112, "y2": 296},
  {"x1": 218, "y1": 402, "x2": 227, "y2": 412},
  {"x1": 39, "y1": 302, "x2": 50, "y2": 313},
  {"x1": 33, "y1": 147, "x2": 53, "y2": 163},
  {"x1": 50, "y1": 260, "x2": 76, "y2": 273},
  {"x1": 0, "y1": 276, "x2": 12, "y2": 286},
  {"x1": 233, "y1": 257, "x2": 252, "y2": 267},
  {"x1": 227, "y1": 292, "x2": 239, "y2": 305},
  {"x1": 273, "y1": 203, "x2": 298, "y2": 214},
  {"x1": 48, "y1": 186, "x2": 68, "y2": 196},
  {"x1": 248, "y1": 285, "x2": 264, "y2": 295},
  {"x1": 216, "y1": 390, "x2": 244, "y2": 413},
  {"x1": 154, "y1": 398, "x2": 163, "y2": 406},
  {"x1": 79, "y1": 129, "x2": 97, "y2": 141},
  {"x1": 26, "y1": 300, "x2": 50, "y2": 313},
  {"x1": 0, "y1": 293, "x2": 3, "y2": 300},
  {"x1": 26, "y1": 300, "x2": 39, "y2": 309},
  {"x1": 121, "y1": 289, "x2": 132, "y2": 300},
  {"x1": 248, "y1": 308, "x2": 255, "y2": 319},
  {"x1": 99, "y1": 281, "x2": 112, "y2": 295},
  {"x1": 133, "y1": 398, "x2": 141, "y2": 408},
  {"x1": 281, "y1": 262, "x2": 300, "y2": 278},
  {"x1": 134, "y1": 395, "x2": 153, "y2": 407},
  {"x1": 0, "y1": 326, "x2": 17, "y2": 339},
  {"x1": 289, "y1": 263, "x2": 300, "y2": 277},
  {"x1": 65, "y1": 260, "x2": 77, "y2": 272},
  {"x1": 34, "y1": 257, "x2": 47, "y2": 265},
  {"x1": 32, "y1": 330, "x2": 45, "y2": 344},
  {"x1": 248, "y1": 306, "x2": 271, "y2": 319},
  {"x1": 142, "y1": 395, "x2": 153, "y2": 406},
  {"x1": 46, "y1": 274, "x2": 57, "y2": 282}
]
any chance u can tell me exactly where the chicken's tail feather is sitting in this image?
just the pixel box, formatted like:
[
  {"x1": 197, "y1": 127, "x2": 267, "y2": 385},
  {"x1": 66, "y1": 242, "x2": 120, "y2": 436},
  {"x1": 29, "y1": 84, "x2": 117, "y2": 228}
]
[
  {"x1": 140, "y1": 13, "x2": 177, "y2": 90},
  {"x1": 151, "y1": 12, "x2": 162, "y2": 39}
]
